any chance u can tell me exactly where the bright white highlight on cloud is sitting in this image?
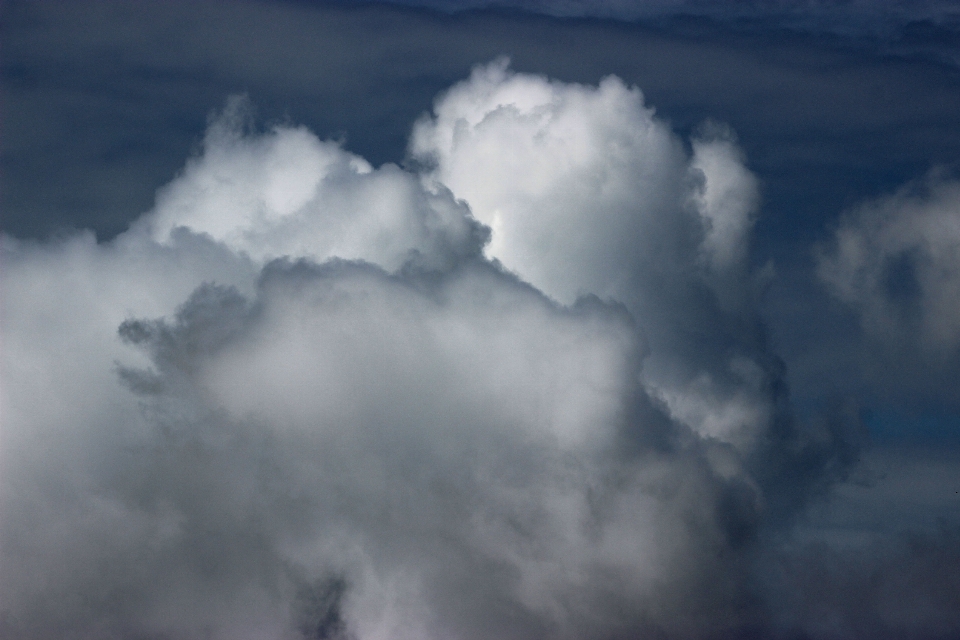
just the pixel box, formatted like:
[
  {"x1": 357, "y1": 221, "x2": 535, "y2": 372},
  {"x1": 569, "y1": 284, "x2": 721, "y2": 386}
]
[
  {"x1": 411, "y1": 59, "x2": 761, "y2": 305},
  {"x1": 1, "y1": 61, "x2": 879, "y2": 639},
  {"x1": 689, "y1": 127, "x2": 760, "y2": 274},
  {"x1": 412, "y1": 59, "x2": 766, "y2": 447},
  {"x1": 411, "y1": 59, "x2": 688, "y2": 305},
  {"x1": 818, "y1": 172, "x2": 960, "y2": 353}
]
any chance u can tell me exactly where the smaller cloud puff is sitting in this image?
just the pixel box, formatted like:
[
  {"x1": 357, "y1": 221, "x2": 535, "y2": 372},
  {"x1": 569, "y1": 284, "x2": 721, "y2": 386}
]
[
  {"x1": 817, "y1": 170, "x2": 960, "y2": 354},
  {"x1": 145, "y1": 96, "x2": 488, "y2": 273}
]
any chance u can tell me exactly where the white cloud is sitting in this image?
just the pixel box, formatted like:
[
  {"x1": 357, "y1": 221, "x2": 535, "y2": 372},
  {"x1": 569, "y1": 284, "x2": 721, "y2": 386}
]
[
  {"x1": 689, "y1": 125, "x2": 759, "y2": 275},
  {"x1": 411, "y1": 57, "x2": 689, "y2": 305},
  {"x1": 145, "y1": 96, "x2": 487, "y2": 273},
  {"x1": 1, "y1": 65, "x2": 872, "y2": 639},
  {"x1": 411, "y1": 59, "x2": 766, "y2": 447}
]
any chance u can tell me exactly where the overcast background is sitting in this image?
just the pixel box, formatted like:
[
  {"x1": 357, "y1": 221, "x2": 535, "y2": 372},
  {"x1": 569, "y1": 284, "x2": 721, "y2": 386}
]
[{"x1": 2, "y1": 1, "x2": 960, "y2": 639}]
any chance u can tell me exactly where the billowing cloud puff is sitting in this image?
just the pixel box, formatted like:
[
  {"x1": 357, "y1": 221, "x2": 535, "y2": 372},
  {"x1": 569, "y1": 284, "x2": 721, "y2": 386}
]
[
  {"x1": 410, "y1": 59, "x2": 690, "y2": 306},
  {"x1": 106, "y1": 261, "x2": 763, "y2": 640},
  {"x1": 145, "y1": 96, "x2": 488, "y2": 273},
  {"x1": 411, "y1": 59, "x2": 759, "y2": 306},
  {"x1": 411, "y1": 59, "x2": 766, "y2": 448},
  {"x1": 817, "y1": 171, "x2": 960, "y2": 354},
  {"x1": 1, "y1": 62, "x2": 882, "y2": 640}
]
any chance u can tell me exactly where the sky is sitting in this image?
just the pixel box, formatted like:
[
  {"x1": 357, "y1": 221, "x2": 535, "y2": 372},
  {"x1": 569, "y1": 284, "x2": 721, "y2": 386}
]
[{"x1": 1, "y1": 1, "x2": 959, "y2": 639}]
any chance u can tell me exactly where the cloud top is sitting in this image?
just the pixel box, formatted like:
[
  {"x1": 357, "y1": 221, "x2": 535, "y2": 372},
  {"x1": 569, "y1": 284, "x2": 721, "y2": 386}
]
[{"x1": 146, "y1": 96, "x2": 488, "y2": 273}]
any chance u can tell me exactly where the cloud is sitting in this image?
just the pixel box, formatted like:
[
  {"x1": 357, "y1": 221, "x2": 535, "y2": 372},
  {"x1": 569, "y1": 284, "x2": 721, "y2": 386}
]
[
  {"x1": 689, "y1": 122, "x2": 760, "y2": 275},
  {"x1": 0, "y1": 233, "x2": 754, "y2": 637},
  {"x1": 0, "y1": 62, "x2": 939, "y2": 639},
  {"x1": 411, "y1": 59, "x2": 767, "y2": 449},
  {"x1": 817, "y1": 171, "x2": 960, "y2": 355},
  {"x1": 144, "y1": 96, "x2": 488, "y2": 273},
  {"x1": 410, "y1": 58, "x2": 691, "y2": 306},
  {"x1": 104, "y1": 259, "x2": 762, "y2": 640}
]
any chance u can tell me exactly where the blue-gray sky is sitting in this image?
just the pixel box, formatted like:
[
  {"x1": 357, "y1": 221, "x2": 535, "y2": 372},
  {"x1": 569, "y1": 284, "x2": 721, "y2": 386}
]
[{"x1": 2, "y1": 1, "x2": 959, "y2": 638}]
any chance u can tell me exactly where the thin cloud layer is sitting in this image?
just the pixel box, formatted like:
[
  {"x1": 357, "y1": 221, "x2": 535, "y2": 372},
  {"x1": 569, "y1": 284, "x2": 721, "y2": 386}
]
[
  {"x1": 360, "y1": 0, "x2": 960, "y2": 42},
  {"x1": 1, "y1": 63, "x2": 952, "y2": 640}
]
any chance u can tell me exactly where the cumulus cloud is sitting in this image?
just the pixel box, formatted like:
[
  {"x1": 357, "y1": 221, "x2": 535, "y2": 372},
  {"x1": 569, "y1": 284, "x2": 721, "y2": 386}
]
[
  {"x1": 411, "y1": 59, "x2": 766, "y2": 448},
  {"x1": 411, "y1": 58, "x2": 690, "y2": 306},
  {"x1": 145, "y1": 96, "x2": 488, "y2": 273},
  {"x1": 817, "y1": 171, "x2": 960, "y2": 354},
  {"x1": 0, "y1": 62, "x2": 923, "y2": 640}
]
